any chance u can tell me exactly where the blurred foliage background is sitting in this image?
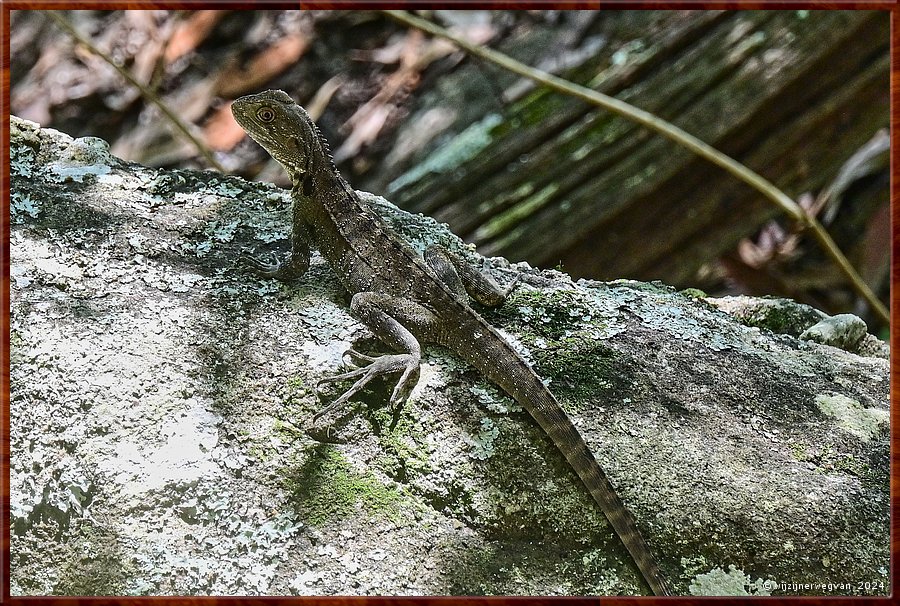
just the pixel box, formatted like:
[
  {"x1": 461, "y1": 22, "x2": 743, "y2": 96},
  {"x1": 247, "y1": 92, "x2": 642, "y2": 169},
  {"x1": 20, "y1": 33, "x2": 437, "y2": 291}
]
[{"x1": 10, "y1": 9, "x2": 890, "y2": 335}]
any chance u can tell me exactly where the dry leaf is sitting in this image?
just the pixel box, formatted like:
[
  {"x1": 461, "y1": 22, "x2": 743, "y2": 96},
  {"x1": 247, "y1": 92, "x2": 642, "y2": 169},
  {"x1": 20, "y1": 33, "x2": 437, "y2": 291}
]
[
  {"x1": 203, "y1": 103, "x2": 248, "y2": 151},
  {"x1": 165, "y1": 11, "x2": 229, "y2": 64},
  {"x1": 216, "y1": 34, "x2": 309, "y2": 98}
]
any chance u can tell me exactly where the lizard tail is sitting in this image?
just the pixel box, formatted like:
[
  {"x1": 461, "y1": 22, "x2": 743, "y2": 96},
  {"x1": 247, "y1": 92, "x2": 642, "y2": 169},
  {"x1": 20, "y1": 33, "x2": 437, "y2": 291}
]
[{"x1": 456, "y1": 325, "x2": 671, "y2": 596}]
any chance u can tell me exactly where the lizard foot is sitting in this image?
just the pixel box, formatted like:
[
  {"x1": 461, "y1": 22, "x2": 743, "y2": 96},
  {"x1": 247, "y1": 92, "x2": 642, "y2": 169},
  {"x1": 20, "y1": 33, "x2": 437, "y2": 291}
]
[
  {"x1": 312, "y1": 352, "x2": 420, "y2": 422},
  {"x1": 502, "y1": 273, "x2": 523, "y2": 298},
  {"x1": 242, "y1": 251, "x2": 306, "y2": 280}
]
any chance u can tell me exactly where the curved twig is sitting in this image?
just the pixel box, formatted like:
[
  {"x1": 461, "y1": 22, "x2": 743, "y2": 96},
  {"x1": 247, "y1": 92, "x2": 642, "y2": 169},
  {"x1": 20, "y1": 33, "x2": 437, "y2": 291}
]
[
  {"x1": 47, "y1": 12, "x2": 225, "y2": 173},
  {"x1": 383, "y1": 10, "x2": 888, "y2": 325}
]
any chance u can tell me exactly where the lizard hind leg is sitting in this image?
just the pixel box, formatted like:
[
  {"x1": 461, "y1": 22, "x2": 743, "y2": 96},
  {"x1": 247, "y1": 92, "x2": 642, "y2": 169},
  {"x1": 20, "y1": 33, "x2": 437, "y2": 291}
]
[
  {"x1": 424, "y1": 245, "x2": 520, "y2": 308},
  {"x1": 313, "y1": 292, "x2": 437, "y2": 421}
]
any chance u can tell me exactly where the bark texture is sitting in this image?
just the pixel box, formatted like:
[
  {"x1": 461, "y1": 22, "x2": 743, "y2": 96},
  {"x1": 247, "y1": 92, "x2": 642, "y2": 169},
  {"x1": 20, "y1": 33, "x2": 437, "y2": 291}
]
[{"x1": 367, "y1": 11, "x2": 888, "y2": 288}]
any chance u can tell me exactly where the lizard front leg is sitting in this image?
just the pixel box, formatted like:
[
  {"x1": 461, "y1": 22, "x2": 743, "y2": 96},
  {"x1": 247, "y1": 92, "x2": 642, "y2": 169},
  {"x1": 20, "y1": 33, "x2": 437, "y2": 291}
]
[
  {"x1": 313, "y1": 292, "x2": 438, "y2": 421},
  {"x1": 243, "y1": 206, "x2": 312, "y2": 280},
  {"x1": 424, "y1": 245, "x2": 520, "y2": 307}
]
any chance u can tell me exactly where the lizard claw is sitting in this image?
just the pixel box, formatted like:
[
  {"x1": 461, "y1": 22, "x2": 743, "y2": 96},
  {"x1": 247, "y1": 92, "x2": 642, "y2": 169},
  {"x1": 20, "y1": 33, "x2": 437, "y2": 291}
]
[
  {"x1": 502, "y1": 273, "x2": 523, "y2": 298},
  {"x1": 343, "y1": 348, "x2": 378, "y2": 365},
  {"x1": 242, "y1": 251, "x2": 285, "y2": 276},
  {"x1": 242, "y1": 251, "x2": 307, "y2": 280}
]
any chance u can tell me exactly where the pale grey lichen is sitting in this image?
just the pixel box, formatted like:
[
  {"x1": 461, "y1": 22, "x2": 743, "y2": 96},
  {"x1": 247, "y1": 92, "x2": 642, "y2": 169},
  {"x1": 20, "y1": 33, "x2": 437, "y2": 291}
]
[
  {"x1": 815, "y1": 393, "x2": 888, "y2": 442},
  {"x1": 45, "y1": 136, "x2": 114, "y2": 183},
  {"x1": 689, "y1": 565, "x2": 774, "y2": 596},
  {"x1": 465, "y1": 417, "x2": 501, "y2": 461},
  {"x1": 11, "y1": 192, "x2": 39, "y2": 222},
  {"x1": 630, "y1": 297, "x2": 735, "y2": 351}
]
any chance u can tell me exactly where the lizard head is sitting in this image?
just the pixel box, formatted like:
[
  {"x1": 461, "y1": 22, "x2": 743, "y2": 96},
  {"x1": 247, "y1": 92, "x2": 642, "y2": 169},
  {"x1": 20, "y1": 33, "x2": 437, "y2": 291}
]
[{"x1": 231, "y1": 89, "x2": 331, "y2": 176}]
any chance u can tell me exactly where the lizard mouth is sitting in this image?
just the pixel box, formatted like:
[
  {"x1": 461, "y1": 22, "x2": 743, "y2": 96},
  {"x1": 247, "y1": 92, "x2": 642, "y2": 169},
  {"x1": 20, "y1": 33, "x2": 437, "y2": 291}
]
[{"x1": 230, "y1": 99, "x2": 255, "y2": 128}]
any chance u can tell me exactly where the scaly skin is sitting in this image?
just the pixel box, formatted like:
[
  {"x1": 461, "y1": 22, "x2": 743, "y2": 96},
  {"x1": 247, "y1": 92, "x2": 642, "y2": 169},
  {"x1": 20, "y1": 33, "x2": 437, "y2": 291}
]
[{"x1": 231, "y1": 89, "x2": 671, "y2": 596}]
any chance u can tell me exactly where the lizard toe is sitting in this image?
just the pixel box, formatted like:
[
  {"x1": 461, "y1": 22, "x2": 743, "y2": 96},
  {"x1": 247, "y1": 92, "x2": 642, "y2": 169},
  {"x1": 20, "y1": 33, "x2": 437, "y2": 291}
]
[
  {"x1": 389, "y1": 357, "x2": 421, "y2": 406},
  {"x1": 241, "y1": 251, "x2": 282, "y2": 276}
]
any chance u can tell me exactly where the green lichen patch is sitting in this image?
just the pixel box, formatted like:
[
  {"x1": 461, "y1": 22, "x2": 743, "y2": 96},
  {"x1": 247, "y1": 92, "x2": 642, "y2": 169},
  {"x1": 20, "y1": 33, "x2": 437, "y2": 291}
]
[
  {"x1": 465, "y1": 417, "x2": 501, "y2": 461},
  {"x1": 279, "y1": 373, "x2": 318, "y2": 419},
  {"x1": 493, "y1": 287, "x2": 608, "y2": 342},
  {"x1": 815, "y1": 394, "x2": 888, "y2": 443},
  {"x1": 469, "y1": 422, "x2": 608, "y2": 544},
  {"x1": 800, "y1": 314, "x2": 868, "y2": 352},
  {"x1": 52, "y1": 521, "x2": 139, "y2": 596},
  {"x1": 283, "y1": 445, "x2": 405, "y2": 527},
  {"x1": 441, "y1": 537, "x2": 633, "y2": 595},
  {"x1": 788, "y1": 439, "x2": 874, "y2": 477},
  {"x1": 541, "y1": 340, "x2": 630, "y2": 408},
  {"x1": 709, "y1": 296, "x2": 825, "y2": 337},
  {"x1": 679, "y1": 288, "x2": 708, "y2": 299},
  {"x1": 486, "y1": 287, "x2": 634, "y2": 408},
  {"x1": 372, "y1": 411, "x2": 434, "y2": 482}
]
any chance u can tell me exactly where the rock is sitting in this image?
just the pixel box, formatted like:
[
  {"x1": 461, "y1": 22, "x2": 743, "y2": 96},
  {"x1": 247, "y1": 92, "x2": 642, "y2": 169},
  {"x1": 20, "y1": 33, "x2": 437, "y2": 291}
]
[
  {"x1": 800, "y1": 314, "x2": 869, "y2": 352},
  {"x1": 9, "y1": 116, "x2": 889, "y2": 597}
]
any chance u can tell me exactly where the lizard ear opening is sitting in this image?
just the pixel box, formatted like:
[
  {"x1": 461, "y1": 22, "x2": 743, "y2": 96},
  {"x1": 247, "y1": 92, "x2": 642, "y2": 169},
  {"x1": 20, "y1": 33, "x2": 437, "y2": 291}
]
[
  {"x1": 300, "y1": 173, "x2": 314, "y2": 197},
  {"x1": 299, "y1": 146, "x2": 314, "y2": 195}
]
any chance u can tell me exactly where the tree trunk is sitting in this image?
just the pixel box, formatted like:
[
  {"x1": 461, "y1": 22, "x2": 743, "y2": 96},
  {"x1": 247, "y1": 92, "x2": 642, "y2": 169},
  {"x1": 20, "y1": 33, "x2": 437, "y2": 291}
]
[{"x1": 367, "y1": 11, "x2": 888, "y2": 286}]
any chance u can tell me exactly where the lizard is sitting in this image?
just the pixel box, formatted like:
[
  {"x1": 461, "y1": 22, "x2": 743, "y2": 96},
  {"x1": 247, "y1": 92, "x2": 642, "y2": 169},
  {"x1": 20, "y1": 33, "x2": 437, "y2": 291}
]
[{"x1": 231, "y1": 89, "x2": 671, "y2": 596}]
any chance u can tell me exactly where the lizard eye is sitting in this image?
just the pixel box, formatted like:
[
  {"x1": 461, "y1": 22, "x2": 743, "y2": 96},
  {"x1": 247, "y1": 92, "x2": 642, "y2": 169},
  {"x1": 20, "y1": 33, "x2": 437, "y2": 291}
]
[{"x1": 256, "y1": 107, "x2": 276, "y2": 123}]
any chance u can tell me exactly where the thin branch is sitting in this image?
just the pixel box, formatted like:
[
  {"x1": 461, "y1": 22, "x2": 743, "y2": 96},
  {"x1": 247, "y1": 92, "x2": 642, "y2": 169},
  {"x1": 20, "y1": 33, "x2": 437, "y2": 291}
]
[
  {"x1": 383, "y1": 10, "x2": 889, "y2": 325},
  {"x1": 47, "y1": 11, "x2": 226, "y2": 173}
]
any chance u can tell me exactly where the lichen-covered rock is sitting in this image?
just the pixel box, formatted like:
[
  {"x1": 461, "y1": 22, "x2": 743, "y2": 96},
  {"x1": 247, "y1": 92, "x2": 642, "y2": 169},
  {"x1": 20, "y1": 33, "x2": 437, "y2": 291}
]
[
  {"x1": 800, "y1": 314, "x2": 869, "y2": 352},
  {"x1": 10, "y1": 116, "x2": 889, "y2": 597},
  {"x1": 706, "y1": 295, "x2": 826, "y2": 338},
  {"x1": 709, "y1": 297, "x2": 886, "y2": 358}
]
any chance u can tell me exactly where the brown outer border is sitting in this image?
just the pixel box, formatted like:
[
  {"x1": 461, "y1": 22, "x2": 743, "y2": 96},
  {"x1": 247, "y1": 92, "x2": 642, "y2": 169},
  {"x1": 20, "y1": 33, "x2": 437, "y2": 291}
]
[{"x1": 0, "y1": 2, "x2": 895, "y2": 604}]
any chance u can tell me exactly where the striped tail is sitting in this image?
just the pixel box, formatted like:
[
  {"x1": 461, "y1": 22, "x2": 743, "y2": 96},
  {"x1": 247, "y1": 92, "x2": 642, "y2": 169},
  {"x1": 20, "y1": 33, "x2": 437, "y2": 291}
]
[{"x1": 457, "y1": 323, "x2": 671, "y2": 596}]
